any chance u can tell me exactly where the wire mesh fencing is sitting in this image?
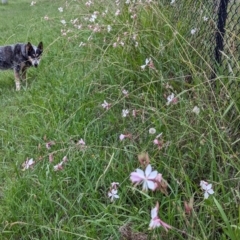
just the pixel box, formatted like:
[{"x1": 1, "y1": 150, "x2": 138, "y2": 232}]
[{"x1": 169, "y1": 0, "x2": 240, "y2": 78}]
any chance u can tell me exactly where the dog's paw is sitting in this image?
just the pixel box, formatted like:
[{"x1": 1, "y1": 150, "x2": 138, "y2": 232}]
[{"x1": 15, "y1": 83, "x2": 21, "y2": 91}]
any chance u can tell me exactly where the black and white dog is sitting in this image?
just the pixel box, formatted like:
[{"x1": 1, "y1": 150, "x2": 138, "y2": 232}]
[{"x1": 0, "y1": 42, "x2": 43, "y2": 90}]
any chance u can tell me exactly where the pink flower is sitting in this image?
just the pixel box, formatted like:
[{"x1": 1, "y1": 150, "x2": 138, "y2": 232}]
[
  {"x1": 46, "y1": 141, "x2": 55, "y2": 149},
  {"x1": 111, "y1": 182, "x2": 119, "y2": 189},
  {"x1": 101, "y1": 100, "x2": 111, "y2": 110},
  {"x1": 132, "y1": 109, "x2": 140, "y2": 117},
  {"x1": 130, "y1": 164, "x2": 158, "y2": 191},
  {"x1": 115, "y1": 9, "x2": 121, "y2": 16},
  {"x1": 166, "y1": 93, "x2": 178, "y2": 105},
  {"x1": 154, "y1": 173, "x2": 162, "y2": 186},
  {"x1": 148, "y1": 60, "x2": 156, "y2": 69},
  {"x1": 77, "y1": 138, "x2": 86, "y2": 145},
  {"x1": 49, "y1": 154, "x2": 54, "y2": 163},
  {"x1": 149, "y1": 202, "x2": 172, "y2": 231},
  {"x1": 62, "y1": 156, "x2": 68, "y2": 163},
  {"x1": 119, "y1": 133, "x2": 131, "y2": 141},
  {"x1": 153, "y1": 139, "x2": 164, "y2": 150},
  {"x1": 184, "y1": 197, "x2": 194, "y2": 215},
  {"x1": 53, "y1": 156, "x2": 68, "y2": 171},
  {"x1": 131, "y1": 14, "x2": 137, "y2": 19},
  {"x1": 154, "y1": 174, "x2": 168, "y2": 195},
  {"x1": 54, "y1": 162, "x2": 64, "y2": 171}
]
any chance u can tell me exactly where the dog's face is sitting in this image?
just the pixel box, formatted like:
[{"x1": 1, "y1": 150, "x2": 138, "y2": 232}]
[{"x1": 26, "y1": 42, "x2": 43, "y2": 67}]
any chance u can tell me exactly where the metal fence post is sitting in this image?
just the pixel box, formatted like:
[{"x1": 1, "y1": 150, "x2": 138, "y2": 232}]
[{"x1": 214, "y1": 0, "x2": 230, "y2": 71}]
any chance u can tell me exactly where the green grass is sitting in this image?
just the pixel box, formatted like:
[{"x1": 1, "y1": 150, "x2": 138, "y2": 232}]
[{"x1": 0, "y1": 0, "x2": 239, "y2": 239}]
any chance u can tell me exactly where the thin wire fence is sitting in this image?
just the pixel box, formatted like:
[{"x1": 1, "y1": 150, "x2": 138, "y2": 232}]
[
  {"x1": 171, "y1": 0, "x2": 240, "y2": 78},
  {"x1": 166, "y1": 0, "x2": 240, "y2": 142}
]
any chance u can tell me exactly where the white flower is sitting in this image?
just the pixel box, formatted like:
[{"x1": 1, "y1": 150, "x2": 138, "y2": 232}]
[
  {"x1": 130, "y1": 164, "x2": 158, "y2": 191},
  {"x1": 30, "y1": 1, "x2": 36, "y2": 6},
  {"x1": 58, "y1": 7, "x2": 63, "y2": 12},
  {"x1": 79, "y1": 42, "x2": 86, "y2": 47},
  {"x1": 108, "y1": 189, "x2": 119, "y2": 202},
  {"x1": 119, "y1": 134, "x2": 125, "y2": 141},
  {"x1": 89, "y1": 14, "x2": 97, "y2": 22},
  {"x1": 22, "y1": 158, "x2": 35, "y2": 170},
  {"x1": 122, "y1": 89, "x2": 128, "y2": 96},
  {"x1": 71, "y1": 18, "x2": 78, "y2": 24},
  {"x1": 60, "y1": 20, "x2": 66, "y2": 25},
  {"x1": 85, "y1": 1, "x2": 93, "y2": 7},
  {"x1": 200, "y1": 180, "x2": 214, "y2": 199},
  {"x1": 149, "y1": 202, "x2": 172, "y2": 231},
  {"x1": 101, "y1": 100, "x2": 111, "y2": 110},
  {"x1": 115, "y1": 9, "x2": 121, "y2": 16},
  {"x1": 107, "y1": 25, "x2": 111, "y2": 32},
  {"x1": 125, "y1": 0, "x2": 131, "y2": 4},
  {"x1": 54, "y1": 161, "x2": 64, "y2": 171},
  {"x1": 203, "y1": 16, "x2": 208, "y2": 22},
  {"x1": 191, "y1": 28, "x2": 197, "y2": 35},
  {"x1": 141, "y1": 58, "x2": 151, "y2": 70},
  {"x1": 200, "y1": 180, "x2": 208, "y2": 188},
  {"x1": 149, "y1": 128, "x2": 156, "y2": 134},
  {"x1": 166, "y1": 93, "x2": 175, "y2": 105},
  {"x1": 170, "y1": 0, "x2": 175, "y2": 4},
  {"x1": 62, "y1": 156, "x2": 68, "y2": 163},
  {"x1": 192, "y1": 106, "x2": 200, "y2": 115},
  {"x1": 122, "y1": 109, "x2": 129, "y2": 117}
]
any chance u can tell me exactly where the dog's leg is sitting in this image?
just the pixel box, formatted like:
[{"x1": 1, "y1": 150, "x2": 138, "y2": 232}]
[
  {"x1": 14, "y1": 67, "x2": 21, "y2": 91},
  {"x1": 21, "y1": 66, "x2": 27, "y2": 81}
]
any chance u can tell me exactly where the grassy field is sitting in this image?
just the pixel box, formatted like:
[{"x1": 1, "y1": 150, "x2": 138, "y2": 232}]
[{"x1": 0, "y1": 0, "x2": 239, "y2": 239}]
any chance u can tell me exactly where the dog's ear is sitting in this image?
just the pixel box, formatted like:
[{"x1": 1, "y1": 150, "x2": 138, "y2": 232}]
[
  {"x1": 38, "y1": 42, "x2": 43, "y2": 51},
  {"x1": 26, "y1": 42, "x2": 33, "y2": 53}
]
